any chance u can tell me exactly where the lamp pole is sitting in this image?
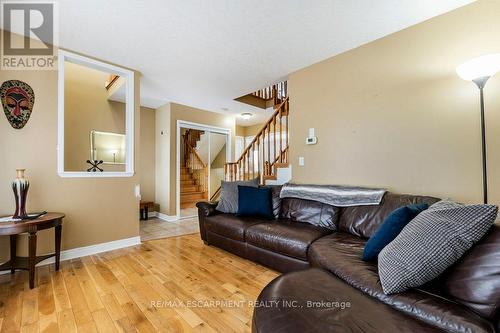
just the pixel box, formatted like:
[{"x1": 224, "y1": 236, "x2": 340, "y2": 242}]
[
  {"x1": 472, "y1": 76, "x2": 490, "y2": 204},
  {"x1": 457, "y1": 54, "x2": 500, "y2": 204}
]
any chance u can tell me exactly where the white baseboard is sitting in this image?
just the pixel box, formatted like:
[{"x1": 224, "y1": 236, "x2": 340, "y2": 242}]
[
  {"x1": 54, "y1": 236, "x2": 141, "y2": 263},
  {"x1": 156, "y1": 212, "x2": 179, "y2": 222},
  {"x1": 145, "y1": 211, "x2": 177, "y2": 221},
  {"x1": 1, "y1": 236, "x2": 141, "y2": 274}
]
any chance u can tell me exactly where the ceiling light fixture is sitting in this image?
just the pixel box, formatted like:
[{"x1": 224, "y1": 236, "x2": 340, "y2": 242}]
[{"x1": 241, "y1": 113, "x2": 253, "y2": 120}]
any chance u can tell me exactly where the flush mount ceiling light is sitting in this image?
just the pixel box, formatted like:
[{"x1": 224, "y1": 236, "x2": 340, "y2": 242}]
[{"x1": 240, "y1": 113, "x2": 253, "y2": 120}]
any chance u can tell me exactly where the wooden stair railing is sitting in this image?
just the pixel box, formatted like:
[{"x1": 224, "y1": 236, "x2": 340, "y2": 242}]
[
  {"x1": 225, "y1": 97, "x2": 289, "y2": 184},
  {"x1": 210, "y1": 186, "x2": 221, "y2": 201},
  {"x1": 183, "y1": 132, "x2": 208, "y2": 193},
  {"x1": 251, "y1": 81, "x2": 287, "y2": 106},
  {"x1": 183, "y1": 129, "x2": 203, "y2": 163},
  {"x1": 264, "y1": 146, "x2": 289, "y2": 181},
  {"x1": 105, "y1": 74, "x2": 119, "y2": 90}
]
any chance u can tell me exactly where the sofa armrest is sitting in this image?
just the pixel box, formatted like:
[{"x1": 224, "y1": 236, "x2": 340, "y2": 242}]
[
  {"x1": 196, "y1": 201, "x2": 219, "y2": 243},
  {"x1": 196, "y1": 201, "x2": 219, "y2": 217}
]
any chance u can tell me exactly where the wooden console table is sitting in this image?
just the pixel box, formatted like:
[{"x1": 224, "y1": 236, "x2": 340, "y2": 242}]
[{"x1": 0, "y1": 212, "x2": 64, "y2": 289}]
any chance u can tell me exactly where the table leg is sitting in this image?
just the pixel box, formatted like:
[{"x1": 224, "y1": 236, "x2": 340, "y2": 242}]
[
  {"x1": 55, "y1": 224, "x2": 62, "y2": 271},
  {"x1": 145, "y1": 206, "x2": 149, "y2": 220},
  {"x1": 140, "y1": 208, "x2": 144, "y2": 220},
  {"x1": 28, "y1": 232, "x2": 37, "y2": 289},
  {"x1": 10, "y1": 234, "x2": 17, "y2": 274}
]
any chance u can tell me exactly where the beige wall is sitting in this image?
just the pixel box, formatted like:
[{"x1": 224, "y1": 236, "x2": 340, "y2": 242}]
[
  {"x1": 140, "y1": 107, "x2": 156, "y2": 202},
  {"x1": 289, "y1": 0, "x2": 500, "y2": 205},
  {"x1": 161, "y1": 103, "x2": 235, "y2": 215},
  {"x1": 210, "y1": 143, "x2": 227, "y2": 196},
  {"x1": 236, "y1": 125, "x2": 245, "y2": 137},
  {"x1": 155, "y1": 103, "x2": 171, "y2": 214},
  {"x1": 64, "y1": 62, "x2": 126, "y2": 172},
  {"x1": 236, "y1": 123, "x2": 265, "y2": 137},
  {"x1": 0, "y1": 32, "x2": 141, "y2": 261}
]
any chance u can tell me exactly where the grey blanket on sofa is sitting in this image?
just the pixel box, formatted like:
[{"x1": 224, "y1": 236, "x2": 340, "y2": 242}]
[{"x1": 280, "y1": 183, "x2": 386, "y2": 207}]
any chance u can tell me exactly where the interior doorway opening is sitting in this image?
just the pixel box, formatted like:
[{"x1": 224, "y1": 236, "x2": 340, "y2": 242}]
[{"x1": 177, "y1": 121, "x2": 231, "y2": 218}]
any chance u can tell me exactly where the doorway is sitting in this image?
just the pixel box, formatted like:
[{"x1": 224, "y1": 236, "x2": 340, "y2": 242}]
[{"x1": 177, "y1": 121, "x2": 231, "y2": 218}]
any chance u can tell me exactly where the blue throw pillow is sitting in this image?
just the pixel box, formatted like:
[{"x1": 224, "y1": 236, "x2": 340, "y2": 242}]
[
  {"x1": 237, "y1": 186, "x2": 274, "y2": 219},
  {"x1": 362, "y1": 203, "x2": 428, "y2": 261}
]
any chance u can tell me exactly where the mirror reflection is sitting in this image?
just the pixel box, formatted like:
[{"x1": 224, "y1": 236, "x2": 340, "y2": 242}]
[
  {"x1": 90, "y1": 131, "x2": 126, "y2": 165},
  {"x1": 63, "y1": 61, "x2": 127, "y2": 172}
]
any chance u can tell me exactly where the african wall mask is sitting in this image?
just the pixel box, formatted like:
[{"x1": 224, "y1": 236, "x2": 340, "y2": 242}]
[{"x1": 1, "y1": 80, "x2": 35, "y2": 129}]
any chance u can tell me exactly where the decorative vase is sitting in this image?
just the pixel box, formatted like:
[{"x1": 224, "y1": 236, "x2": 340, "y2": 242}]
[{"x1": 12, "y1": 169, "x2": 29, "y2": 219}]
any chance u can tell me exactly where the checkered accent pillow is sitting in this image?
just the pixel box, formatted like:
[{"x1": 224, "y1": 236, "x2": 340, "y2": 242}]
[{"x1": 378, "y1": 200, "x2": 498, "y2": 294}]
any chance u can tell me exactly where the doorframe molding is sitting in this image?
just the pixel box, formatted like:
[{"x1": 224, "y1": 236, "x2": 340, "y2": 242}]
[{"x1": 176, "y1": 120, "x2": 232, "y2": 219}]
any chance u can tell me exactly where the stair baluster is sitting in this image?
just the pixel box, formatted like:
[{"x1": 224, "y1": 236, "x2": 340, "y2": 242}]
[{"x1": 224, "y1": 97, "x2": 289, "y2": 184}]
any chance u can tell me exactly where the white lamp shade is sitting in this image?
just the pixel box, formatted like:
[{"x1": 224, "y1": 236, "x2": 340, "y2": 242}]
[{"x1": 456, "y1": 54, "x2": 500, "y2": 81}]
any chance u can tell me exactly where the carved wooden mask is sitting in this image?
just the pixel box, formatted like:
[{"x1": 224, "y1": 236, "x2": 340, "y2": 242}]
[{"x1": 1, "y1": 80, "x2": 35, "y2": 129}]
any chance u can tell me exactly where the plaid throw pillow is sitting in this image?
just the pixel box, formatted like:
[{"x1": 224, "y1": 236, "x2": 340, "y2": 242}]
[{"x1": 378, "y1": 200, "x2": 498, "y2": 294}]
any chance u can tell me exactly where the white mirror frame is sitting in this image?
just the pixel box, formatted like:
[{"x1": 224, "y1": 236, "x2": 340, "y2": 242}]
[{"x1": 57, "y1": 49, "x2": 135, "y2": 177}]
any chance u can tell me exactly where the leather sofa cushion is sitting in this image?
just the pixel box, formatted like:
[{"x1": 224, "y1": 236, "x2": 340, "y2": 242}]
[
  {"x1": 441, "y1": 223, "x2": 500, "y2": 320},
  {"x1": 205, "y1": 214, "x2": 268, "y2": 241},
  {"x1": 280, "y1": 197, "x2": 339, "y2": 230},
  {"x1": 308, "y1": 233, "x2": 495, "y2": 333},
  {"x1": 253, "y1": 268, "x2": 445, "y2": 333},
  {"x1": 338, "y1": 192, "x2": 439, "y2": 238},
  {"x1": 246, "y1": 221, "x2": 332, "y2": 260}
]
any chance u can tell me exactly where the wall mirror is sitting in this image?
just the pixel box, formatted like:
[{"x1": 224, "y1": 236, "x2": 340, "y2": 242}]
[{"x1": 57, "y1": 50, "x2": 135, "y2": 177}]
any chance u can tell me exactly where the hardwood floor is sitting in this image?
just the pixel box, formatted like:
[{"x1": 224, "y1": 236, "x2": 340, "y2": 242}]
[{"x1": 0, "y1": 234, "x2": 279, "y2": 333}]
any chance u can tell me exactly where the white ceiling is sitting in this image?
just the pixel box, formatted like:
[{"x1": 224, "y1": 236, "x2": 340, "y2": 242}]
[{"x1": 8, "y1": 0, "x2": 475, "y2": 125}]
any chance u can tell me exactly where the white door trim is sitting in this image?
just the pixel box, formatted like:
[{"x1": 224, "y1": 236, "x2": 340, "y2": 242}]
[{"x1": 176, "y1": 120, "x2": 231, "y2": 218}]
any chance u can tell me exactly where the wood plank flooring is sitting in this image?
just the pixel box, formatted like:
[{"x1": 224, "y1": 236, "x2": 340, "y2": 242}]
[{"x1": 0, "y1": 234, "x2": 279, "y2": 332}]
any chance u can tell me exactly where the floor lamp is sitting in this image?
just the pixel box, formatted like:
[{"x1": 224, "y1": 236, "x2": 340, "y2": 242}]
[{"x1": 456, "y1": 54, "x2": 500, "y2": 204}]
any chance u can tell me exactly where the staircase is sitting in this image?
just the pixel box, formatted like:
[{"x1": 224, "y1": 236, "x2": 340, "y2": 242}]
[
  {"x1": 181, "y1": 130, "x2": 208, "y2": 208},
  {"x1": 235, "y1": 81, "x2": 288, "y2": 109},
  {"x1": 226, "y1": 83, "x2": 290, "y2": 184},
  {"x1": 251, "y1": 81, "x2": 287, "y2": 105}
]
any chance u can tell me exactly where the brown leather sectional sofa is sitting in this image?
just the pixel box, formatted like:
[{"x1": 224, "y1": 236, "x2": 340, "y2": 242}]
[{"x1": 196, "y1": 188, "x2": 500, "y2": 333}]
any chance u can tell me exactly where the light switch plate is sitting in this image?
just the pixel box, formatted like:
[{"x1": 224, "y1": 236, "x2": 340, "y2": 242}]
[
  {"x1": 299, "y1": 157, "x2": 305, "y2": 166},
  {"x1": 135, "y1": 184, "x2": 141, "y2": 200}
]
